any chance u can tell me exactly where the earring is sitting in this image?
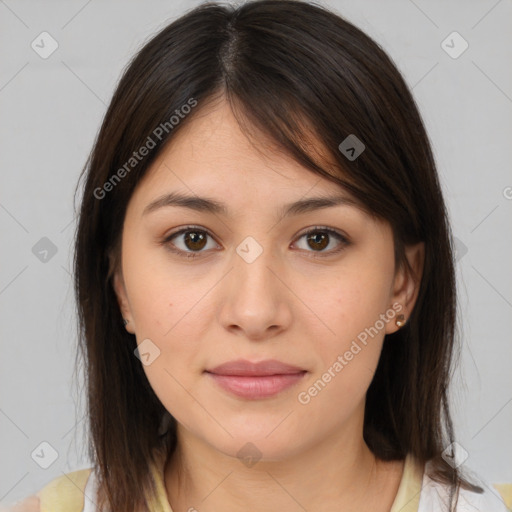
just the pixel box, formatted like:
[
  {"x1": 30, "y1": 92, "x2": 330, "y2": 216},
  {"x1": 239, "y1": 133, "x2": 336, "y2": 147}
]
[
  {"x1": 123, "y1": 318, "x2": 129, "y2": 326},
  {"x1": 158, "y1": 411, "x2": 173, "y2": 437},
  {"x1": 395, "y1": 314, "x2": 406, "y2": 328}
]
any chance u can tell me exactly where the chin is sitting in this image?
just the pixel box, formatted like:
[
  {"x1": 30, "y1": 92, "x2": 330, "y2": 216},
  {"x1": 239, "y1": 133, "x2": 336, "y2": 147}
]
[
  {"x1": 201, "y1": 426, "x2": 305, "y2": 464},
  {"x1": 227, "y1": 439, "x2": 299, "y2": 465}
]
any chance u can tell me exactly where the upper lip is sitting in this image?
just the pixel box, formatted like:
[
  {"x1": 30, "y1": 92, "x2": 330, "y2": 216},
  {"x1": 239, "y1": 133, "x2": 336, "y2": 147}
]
[{"x1": 206, "y1": 359, "x2": 306, "y2": 376}]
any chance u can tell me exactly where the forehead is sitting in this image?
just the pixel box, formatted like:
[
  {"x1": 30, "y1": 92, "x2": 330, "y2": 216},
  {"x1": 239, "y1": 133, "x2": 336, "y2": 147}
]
[{"x1": 131, "y1": 97, "x2": 356, "y2": 211}]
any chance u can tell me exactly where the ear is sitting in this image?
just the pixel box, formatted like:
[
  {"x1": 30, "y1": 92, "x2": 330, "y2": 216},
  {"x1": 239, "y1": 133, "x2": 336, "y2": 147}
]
[
  {"x1": 112, "y1": 269, "x2": 136, "y2": 334},
  {"x1": 385, "y1": 241, "x2": 424, "y2": 335}
]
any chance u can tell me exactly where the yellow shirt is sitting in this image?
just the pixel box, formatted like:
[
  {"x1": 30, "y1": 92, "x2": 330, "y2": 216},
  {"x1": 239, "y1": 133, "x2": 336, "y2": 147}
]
[{"x1": 27, "y1": 451, "x2": 510, "y2": 511}]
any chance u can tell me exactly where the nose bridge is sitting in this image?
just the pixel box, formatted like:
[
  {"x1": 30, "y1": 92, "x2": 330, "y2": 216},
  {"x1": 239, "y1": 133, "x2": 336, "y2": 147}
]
[
  {"x1": 233, "y1": 234, "x2": 279, "y2": 299},
  {"x1": 217, "y1": 232, "x2": 291, "y2": 337}
]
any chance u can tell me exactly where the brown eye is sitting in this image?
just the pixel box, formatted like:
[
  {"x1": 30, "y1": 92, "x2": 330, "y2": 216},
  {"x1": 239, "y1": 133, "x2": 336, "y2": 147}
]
[
  {"x1": 306, "y1": 232, "x2": 329, "y2": 251},
  {"x1": 294, "y1": 227, "x2": 350, "y2": 257},
  {"x1": 163, "y1": 225, "x2": 349, "y2": 260},
  {"x1": 183, "y1": 231, "x2": 207, "y2": 251},
  {"x1": 164, "y1": 227, "x2": 219, "y2": 258}
]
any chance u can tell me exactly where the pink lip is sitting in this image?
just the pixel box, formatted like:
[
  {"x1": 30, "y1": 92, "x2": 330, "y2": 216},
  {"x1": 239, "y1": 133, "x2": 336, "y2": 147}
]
[
  {"x1": 205, "y1": 359, "x2": 307, "y2": 399},
  {"x1": 207, "y1": 358, "x2": 306, "y2": 376}
]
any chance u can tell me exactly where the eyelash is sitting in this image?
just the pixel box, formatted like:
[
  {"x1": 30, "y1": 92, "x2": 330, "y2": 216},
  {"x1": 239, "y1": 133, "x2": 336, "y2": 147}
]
[{"x1": 161, "y1": 225, "x2": 350, "y2": 260}]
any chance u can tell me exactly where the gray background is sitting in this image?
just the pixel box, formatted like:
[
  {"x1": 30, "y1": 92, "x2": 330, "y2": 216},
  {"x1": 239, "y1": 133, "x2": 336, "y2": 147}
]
[{"x1": 1, "y1": 0, "x2": 511, "y2": 505}]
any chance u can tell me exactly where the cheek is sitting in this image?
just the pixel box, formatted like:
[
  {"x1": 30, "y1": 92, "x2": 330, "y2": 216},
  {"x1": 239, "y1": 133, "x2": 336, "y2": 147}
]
[
  {"x1": 121, "y1": 243, "x2": 211, "y2": 391},
  {"x1": 303, "y1": 258, "x2": 394, "y2": 398},
  {"x1": 295, "y1": 287, "x2": 388, "y2": 416},
  {"x1": 316, "y1": 264, "x2": 393, "y2": 346},
  {"x1": 123, "y1": 255, "x2": 211, "y2": 425},
  {"x1": 123, "y1": 239, "x2": 202, "y2": 336}
]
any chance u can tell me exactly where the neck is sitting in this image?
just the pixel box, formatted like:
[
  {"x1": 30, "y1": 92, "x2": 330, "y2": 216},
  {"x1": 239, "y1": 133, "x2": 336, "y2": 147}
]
[{"x1": 163, "y1": 424, "x2": 398, "y2": 512}]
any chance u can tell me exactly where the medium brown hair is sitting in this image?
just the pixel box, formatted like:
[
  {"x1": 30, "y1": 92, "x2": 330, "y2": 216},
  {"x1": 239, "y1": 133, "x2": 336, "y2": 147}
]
[{"x1": 73, "y1": 1, "x2": 482, "y2": 510}]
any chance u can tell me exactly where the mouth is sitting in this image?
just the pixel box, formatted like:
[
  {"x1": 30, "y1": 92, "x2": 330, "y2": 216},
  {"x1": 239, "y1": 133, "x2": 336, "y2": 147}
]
[{"x1": 204, "y1": 359, "x2": 308, "y2": 399}]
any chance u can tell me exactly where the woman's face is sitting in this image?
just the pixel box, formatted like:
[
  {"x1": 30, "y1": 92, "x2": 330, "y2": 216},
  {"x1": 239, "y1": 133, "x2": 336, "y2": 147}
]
[{"x1": 113, "y1": 97, "x2": 422, "y2": 462}]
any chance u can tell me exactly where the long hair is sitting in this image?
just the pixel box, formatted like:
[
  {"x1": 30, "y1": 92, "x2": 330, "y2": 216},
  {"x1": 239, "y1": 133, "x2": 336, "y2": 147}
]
[{"x1": 73, "y1": 1, "x2": 482, "y2": 509}]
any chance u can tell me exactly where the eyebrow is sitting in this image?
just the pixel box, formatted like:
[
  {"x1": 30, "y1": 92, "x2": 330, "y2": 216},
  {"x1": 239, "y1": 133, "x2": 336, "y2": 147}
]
[{"x1": 142, "y1": 191, "x2": 358, "y2": 219}]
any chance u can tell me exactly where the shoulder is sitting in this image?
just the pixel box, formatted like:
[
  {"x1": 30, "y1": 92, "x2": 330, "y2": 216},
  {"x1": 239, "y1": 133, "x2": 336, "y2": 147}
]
[
  {"x1": 0, "y1": 467, "x2": 95, "y2": 512},
  {"x1": 36, "y1": 467, "x2": 94, "y2": 512},
  {"x1": 0, "y1": 495, "x2": 40, "y2": 512},
  {"x1": 418, "y1": 462, "x2": 510, "y2": 512}
]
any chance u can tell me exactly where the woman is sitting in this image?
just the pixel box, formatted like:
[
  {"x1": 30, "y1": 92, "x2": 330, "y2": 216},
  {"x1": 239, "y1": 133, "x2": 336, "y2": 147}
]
[{"x1": 8, "y1": 0, "x2": 510, "y2": 510}]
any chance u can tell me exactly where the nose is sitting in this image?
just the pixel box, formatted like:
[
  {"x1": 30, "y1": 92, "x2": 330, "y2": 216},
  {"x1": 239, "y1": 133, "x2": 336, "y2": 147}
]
[{"x1": 217, "y1": 241, "x2": 292, "y2": 341}]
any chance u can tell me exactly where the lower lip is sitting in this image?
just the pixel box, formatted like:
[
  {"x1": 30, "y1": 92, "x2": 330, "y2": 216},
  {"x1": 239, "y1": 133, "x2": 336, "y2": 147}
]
[{"x1": 206, "y1": 371, "x2": 307, "y2": 399}]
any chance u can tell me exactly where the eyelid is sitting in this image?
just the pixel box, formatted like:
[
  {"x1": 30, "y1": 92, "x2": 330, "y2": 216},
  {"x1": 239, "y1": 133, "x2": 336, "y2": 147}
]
[
  {"x1": 294, "y1": 225, "x2": 349, "y2": 243},
  {"x1": 164, "y1": 225, "x2": 217, "y2": 242}
]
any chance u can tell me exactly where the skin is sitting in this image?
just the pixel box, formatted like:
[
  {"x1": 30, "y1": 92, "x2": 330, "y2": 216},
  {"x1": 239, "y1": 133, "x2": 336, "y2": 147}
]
[{"x1": 113, "y1": 95, "x2": 424, "y2": 512}]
